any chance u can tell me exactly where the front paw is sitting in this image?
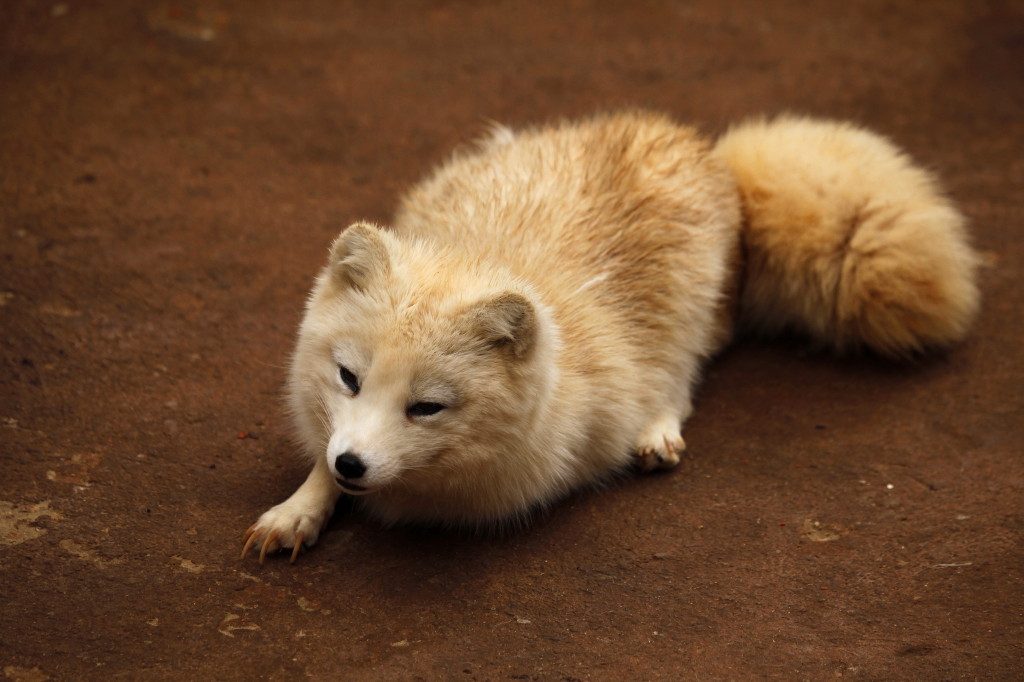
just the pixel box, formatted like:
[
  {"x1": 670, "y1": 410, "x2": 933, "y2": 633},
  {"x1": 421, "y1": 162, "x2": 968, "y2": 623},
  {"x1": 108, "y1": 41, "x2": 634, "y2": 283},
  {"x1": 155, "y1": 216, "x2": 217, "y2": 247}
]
[{"x1": 241, "y1": 502, "x2": 331, "y2": 564}]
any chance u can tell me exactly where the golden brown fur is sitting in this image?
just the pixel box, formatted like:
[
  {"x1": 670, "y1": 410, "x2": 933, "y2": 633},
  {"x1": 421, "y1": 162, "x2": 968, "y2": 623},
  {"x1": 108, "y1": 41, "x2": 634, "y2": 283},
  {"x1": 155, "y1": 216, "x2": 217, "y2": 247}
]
[
  {"x1": 715, "y1": 116, "x2": 979, "y2": 356},
  {"x1": 242, "y1": 111, "x2": 978, "y2": 562}
]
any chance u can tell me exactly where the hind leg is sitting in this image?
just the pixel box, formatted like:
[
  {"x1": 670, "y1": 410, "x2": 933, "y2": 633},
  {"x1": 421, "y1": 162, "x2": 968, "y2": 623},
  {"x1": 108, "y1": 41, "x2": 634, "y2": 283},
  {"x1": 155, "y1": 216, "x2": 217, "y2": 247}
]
[
  {"x1": 633, "y1": 382, "x2": 693, "y2": 473},
  {"x1": 634, "y1": 411, "x2": 687, "y2": 472}
]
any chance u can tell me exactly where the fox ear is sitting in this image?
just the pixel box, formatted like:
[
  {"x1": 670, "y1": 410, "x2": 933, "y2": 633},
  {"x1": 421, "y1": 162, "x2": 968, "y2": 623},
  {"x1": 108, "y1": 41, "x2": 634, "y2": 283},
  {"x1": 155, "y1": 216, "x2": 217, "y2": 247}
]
[
  {"x1": 468, "y1": 292, "x2": 537, "y2": 358},
  {"x1": 329, "y1": 222, "x2": 391, "y2": 290}
]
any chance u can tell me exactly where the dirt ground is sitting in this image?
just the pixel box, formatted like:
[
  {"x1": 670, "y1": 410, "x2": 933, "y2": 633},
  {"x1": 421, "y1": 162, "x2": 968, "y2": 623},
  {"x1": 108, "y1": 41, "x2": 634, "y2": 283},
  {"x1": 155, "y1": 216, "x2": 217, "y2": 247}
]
[{"x1": 2, "y1": 1, "x2": 1022, "y2": 679}]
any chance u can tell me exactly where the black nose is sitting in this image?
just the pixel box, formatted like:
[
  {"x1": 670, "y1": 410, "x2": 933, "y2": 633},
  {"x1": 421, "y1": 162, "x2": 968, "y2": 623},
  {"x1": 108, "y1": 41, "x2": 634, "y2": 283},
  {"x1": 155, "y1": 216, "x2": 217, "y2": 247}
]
[{"x1": 335, "y1": 452, "x2": 366, "y2": 480}]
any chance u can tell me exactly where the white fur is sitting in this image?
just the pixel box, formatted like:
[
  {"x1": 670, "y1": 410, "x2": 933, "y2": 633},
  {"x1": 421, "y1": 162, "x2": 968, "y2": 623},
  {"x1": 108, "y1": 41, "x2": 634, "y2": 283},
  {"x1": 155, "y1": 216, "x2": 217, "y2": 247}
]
[{"x1": 242, "y1": 111, "x2": 978, "y2": 561}]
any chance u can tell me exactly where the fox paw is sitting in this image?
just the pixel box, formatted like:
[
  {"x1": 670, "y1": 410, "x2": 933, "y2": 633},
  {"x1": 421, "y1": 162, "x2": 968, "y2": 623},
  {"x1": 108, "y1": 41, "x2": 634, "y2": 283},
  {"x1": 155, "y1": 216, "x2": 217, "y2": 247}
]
[
  {"x1": 633, "y1": 419, "x2": 686, "y2": 473},
  {"x1": 241, "y1": 502, "x2": 331, "y2": 565}
]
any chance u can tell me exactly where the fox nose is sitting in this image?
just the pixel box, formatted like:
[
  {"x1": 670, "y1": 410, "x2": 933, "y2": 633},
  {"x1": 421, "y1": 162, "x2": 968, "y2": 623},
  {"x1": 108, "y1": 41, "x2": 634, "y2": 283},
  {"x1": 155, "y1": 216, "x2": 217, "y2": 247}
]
[{"x1": 335, "y1": 452, "x2": 367, "y2": 480}]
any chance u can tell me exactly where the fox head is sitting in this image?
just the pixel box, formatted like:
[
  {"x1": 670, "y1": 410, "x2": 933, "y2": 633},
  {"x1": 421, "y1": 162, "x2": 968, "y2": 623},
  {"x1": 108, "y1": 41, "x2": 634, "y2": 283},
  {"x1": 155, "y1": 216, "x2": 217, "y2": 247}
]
[{"x1": 287, "y1": 223, "x2": 563, "y2": 524}]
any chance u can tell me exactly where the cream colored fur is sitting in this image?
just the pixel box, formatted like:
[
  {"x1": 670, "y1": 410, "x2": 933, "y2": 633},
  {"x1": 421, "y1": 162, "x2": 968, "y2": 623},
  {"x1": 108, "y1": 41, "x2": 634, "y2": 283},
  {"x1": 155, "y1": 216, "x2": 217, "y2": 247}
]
[
  {"x1": 242, "y1": 111, "x2": 979, "y2": 562},
  {"x1": 715, "y1": 116, "x2": 979, "y2": 356}
]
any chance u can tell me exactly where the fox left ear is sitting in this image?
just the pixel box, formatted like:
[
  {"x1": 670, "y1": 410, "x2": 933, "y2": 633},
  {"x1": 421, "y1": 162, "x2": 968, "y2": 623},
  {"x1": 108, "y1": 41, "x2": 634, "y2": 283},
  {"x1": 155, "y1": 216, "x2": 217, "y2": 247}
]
[
  {"x1": 328, "y1": 222, "x2": 391, "y2": 291},
  {"x1": 467, "y1": 292, "x2": 537, "y2": 359}
]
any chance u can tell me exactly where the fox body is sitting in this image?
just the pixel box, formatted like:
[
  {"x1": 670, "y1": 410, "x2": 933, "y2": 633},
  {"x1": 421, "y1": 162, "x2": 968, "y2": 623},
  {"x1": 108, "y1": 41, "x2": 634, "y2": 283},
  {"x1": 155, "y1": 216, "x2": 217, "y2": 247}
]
[{"x1": 242, "y1": 111, "x2": 978, "y2": 562}]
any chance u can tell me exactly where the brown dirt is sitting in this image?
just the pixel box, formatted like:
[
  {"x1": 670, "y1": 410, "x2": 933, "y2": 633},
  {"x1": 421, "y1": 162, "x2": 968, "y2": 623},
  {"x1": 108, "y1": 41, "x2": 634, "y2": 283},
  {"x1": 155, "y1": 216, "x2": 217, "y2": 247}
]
[{"x1": 2, "y1": 1, "x2": 1022, "y2": 679}]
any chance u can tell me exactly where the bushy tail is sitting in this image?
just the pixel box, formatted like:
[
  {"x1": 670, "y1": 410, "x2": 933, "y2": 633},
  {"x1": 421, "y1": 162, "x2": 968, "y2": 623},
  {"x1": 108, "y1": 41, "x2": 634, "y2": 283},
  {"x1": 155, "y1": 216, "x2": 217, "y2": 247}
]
[{"x1": 713, "y1": 116, "x2": 980, "y2": 357}]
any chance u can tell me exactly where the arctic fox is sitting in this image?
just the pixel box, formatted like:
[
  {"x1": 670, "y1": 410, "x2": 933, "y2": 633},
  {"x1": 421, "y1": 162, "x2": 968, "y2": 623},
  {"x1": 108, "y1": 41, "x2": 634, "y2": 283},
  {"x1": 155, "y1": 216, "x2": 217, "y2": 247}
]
[{"x1": 242, "y1": 111, "x2": 978, "y2": 563}]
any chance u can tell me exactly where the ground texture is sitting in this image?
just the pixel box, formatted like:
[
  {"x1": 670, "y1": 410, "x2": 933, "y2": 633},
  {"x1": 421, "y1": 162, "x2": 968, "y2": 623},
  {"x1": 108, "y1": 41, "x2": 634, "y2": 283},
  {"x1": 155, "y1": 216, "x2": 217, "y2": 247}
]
[{"x1": 2, "y1": 1, "x2": 1022, "y2": 679}]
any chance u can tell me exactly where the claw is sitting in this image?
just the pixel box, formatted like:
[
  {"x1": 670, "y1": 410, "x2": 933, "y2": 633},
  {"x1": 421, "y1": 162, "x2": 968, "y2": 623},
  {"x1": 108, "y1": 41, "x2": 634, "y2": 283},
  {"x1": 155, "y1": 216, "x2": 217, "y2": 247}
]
[
  {"x1": 241, "y1": 525, "x2": 260, "y2": 560},
  {"x1": 663, "y1": 434, "x2": 686, "y2": 460},
  {"x1": 290, "y1": 533, "x2": 304, "y2": 564},
  {"x1": 258, "y1": 530, "x2": 279, "y2": 565}
]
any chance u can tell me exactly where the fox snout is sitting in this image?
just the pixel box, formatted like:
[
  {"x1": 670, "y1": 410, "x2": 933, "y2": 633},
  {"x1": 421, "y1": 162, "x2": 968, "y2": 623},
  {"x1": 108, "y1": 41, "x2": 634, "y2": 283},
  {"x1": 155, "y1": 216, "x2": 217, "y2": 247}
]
[
  {"x1": 326, "y1": 428, "x2": 382, "y2": 494},
  {"x1": 333, "y1": 452, "x2": 372, "y2": 493},
  {"x1": 335, "y1": 452, "x2": 366, "y2": 479}
]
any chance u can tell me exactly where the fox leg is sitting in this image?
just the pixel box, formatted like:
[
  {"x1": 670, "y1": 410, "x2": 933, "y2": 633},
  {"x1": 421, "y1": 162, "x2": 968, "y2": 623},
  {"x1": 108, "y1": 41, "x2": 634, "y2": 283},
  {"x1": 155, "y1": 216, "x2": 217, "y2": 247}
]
[
  {"x1": 241, "y1": 455, "x2": 341, "y2": 564},
  {"x1": 633, "y1": 380, "x2": 693, "y2": 473}
]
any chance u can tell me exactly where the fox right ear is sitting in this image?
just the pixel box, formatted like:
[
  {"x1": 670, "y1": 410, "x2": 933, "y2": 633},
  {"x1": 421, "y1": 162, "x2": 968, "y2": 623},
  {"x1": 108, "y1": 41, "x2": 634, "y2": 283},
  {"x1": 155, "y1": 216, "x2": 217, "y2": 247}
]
[
  {"x1": 328, "y1": 222, "x2": 391, "y2": 291},
  {"x1": 466, "y1": 292, "x2": 538, "y2": 359}
]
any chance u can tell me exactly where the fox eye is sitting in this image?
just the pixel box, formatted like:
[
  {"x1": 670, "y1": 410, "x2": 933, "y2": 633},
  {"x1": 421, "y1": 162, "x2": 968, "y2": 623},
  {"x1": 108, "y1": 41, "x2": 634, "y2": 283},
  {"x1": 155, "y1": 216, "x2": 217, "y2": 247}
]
[
  {"x1": 407, "y1": 402, "x2": 445, "y2": 418},
  {"x1": 339, "y1": 366, "x2": 360, "y2": 395}
]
